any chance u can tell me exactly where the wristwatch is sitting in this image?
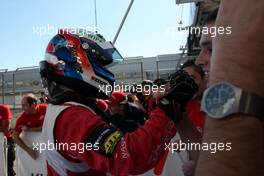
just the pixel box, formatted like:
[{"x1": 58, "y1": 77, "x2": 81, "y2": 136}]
[{"x1": 201, "y1": 81, "x2": 264, "y2": 119}]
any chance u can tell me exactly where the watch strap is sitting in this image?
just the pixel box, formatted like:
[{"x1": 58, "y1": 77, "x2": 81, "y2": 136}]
[{"x1": 239, "y1": 91, "x2": 264, "y2": 119}]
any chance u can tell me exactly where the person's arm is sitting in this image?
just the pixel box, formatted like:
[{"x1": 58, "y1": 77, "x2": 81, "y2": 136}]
[
  {"x1": 21, "y1": 125, "x2": 42, "y2": 132},
  {"x1": 0, "y1": 119, "x2": 10, "y2": 133},
  {"x1": 29, "y1": 126, "x2": 42, "y2": 131},
  {"x1": 178, "y1": 113, "x2": 202, "y2": 161},
  {"x1": 12, "y1": 131, "x2": 38, "y2": 160},
  {"x1": 196, "y1": 1, "x2": 264, "y2": 175}
]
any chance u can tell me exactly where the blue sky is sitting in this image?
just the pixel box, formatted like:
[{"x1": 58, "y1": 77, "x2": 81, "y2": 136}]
[{"x1": 0, "y1": 0, "x2": 193, "y2": 70}]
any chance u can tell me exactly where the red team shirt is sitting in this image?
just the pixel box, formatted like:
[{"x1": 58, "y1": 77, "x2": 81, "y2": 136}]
[
  {"x1": 14, "y1": 104, "x2": 47, "y2": 134},
  {"x1": 0, "y1": 104, "x2": 12, "y2": 137},
  {"x1": 186, "y1": 99, "x2": 205, "y2": 134}
]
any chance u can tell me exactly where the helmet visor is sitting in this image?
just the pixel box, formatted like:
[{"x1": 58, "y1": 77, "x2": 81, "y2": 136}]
[
  {"x1": 97, "y1": 41, "x2": 124, "y2": 68},
  {"x1": 81, "y1": 37, "x2": 123, "y2": 68}
]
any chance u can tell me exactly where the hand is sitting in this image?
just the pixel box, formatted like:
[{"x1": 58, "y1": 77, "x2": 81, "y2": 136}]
[
  {"x1": 128, "y1": 94, "x2": 138, "y2": 102},
  {"x1": 158, "y1": 70, "x2": 198, "y2": 124},
  {"x1": 182, "y1": 160, "x2": 195, "y2": 176},
  {"x1": 166, "y1": 70, "x2": 198, "y2": 107},
  {"x1": 27, "y1": 148, "x2": 38, "y2": 160}
]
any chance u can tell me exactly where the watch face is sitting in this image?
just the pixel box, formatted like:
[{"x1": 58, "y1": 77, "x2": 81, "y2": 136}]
[{"x1": 203, "y1": 82, "x2": 236, "y2": 118}]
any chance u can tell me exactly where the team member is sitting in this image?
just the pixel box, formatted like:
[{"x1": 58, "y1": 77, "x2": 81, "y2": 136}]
[
  {"x1": 0, "y1": 104, "x2": 11, "y2": 137},
  {"x1": 179, "y1": 60, "x2": 206, "y2": 176},
  {"x1": 182, "y1": 60, "x2": 206, "y2": 134},
  {"x1": 13, "y1": 93, "x2": 47, "y2": 160},
  {"x1": 0, "y1": 104, "x2": 15, "y2": 176}
]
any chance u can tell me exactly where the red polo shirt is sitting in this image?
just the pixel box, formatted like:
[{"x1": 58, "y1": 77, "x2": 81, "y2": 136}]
[
  {"x1": 186, "y1": 99, "x2": 205, "y2": 134},
  {"x1": 14, "y1": 104, "x2": 47, "y2": 134},
  {"x1": 0, "y1": 104, "x2": 12, "y2": 137}
]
